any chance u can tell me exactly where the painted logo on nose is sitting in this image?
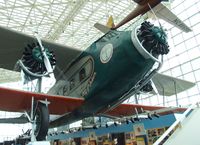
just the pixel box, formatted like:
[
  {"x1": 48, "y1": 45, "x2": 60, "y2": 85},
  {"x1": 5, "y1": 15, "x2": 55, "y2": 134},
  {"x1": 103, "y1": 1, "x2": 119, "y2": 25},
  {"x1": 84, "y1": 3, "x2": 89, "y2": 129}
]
[{"x1": 100, "y1": 43, "x2": 113, "y2": 63}]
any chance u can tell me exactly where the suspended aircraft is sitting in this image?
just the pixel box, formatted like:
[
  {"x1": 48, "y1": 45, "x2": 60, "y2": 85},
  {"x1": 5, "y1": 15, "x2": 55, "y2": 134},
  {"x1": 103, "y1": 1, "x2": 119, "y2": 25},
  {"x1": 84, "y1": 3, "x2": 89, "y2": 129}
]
[{"x1": 0, "y1": 0, "x2": 194, "y2": 141}]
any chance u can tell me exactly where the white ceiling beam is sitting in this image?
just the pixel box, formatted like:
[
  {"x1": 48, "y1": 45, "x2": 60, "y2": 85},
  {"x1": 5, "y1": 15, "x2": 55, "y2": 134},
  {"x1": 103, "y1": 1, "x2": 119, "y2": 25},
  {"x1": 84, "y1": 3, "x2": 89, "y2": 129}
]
[{"x1": 46, "y1": 0, "x2": 87, "y2": 40}]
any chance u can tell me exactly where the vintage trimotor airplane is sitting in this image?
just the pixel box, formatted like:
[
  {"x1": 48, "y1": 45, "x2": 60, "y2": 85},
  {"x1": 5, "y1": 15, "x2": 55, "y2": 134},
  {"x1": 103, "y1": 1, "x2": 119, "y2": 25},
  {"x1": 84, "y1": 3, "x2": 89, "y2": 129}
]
[{"x1": 0, "y1": 0, "x2": 194, "y2": 141}]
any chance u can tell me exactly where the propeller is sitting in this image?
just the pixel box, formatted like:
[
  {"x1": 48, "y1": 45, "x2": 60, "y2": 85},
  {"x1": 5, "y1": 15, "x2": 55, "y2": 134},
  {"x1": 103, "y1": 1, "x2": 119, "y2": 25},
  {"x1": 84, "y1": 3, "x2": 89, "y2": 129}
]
[
  {"x1": 138, "y1": 21, "x2": 169, "y2": 57},
  {"x1": 35, "y1": 33, "x2": 55, "y2": 79},
  {"x1": 21, "y1": 38, "x2": 56, "y2": 81}
]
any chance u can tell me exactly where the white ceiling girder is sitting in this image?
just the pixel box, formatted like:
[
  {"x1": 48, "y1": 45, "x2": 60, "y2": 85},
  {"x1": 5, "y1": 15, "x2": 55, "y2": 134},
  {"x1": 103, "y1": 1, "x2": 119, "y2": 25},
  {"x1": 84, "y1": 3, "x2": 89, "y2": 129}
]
[{"x1": 47, "y1": 0, "x2": 87, "y2": 40}]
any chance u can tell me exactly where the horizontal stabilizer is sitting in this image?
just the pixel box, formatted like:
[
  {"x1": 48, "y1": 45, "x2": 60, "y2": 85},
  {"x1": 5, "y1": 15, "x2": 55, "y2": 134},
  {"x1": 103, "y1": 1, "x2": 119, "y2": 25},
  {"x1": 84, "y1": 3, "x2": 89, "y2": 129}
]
[
  {"x1": 152, "y1": 73, "x2": 195, "y2": 96},
  {"x1": 94, "y1": 23, "x2": 110, "y2": 34},
  {"x1": 152, "y1": 3, "x2": 192, "y2": 32}
]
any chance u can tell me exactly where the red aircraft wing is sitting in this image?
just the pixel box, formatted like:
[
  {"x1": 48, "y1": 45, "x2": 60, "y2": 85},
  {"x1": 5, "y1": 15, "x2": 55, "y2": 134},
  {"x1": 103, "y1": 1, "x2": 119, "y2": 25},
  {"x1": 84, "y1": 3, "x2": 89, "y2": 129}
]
[
  {"x1": 0, "y1": 86, "x2": 185, "y2": 117},
  {"x1": 104, "y1": 104, "x2": 186, "y2": 117},
  {"x1": 0, "y1": 86, "x2": 84, "y2": 115}
]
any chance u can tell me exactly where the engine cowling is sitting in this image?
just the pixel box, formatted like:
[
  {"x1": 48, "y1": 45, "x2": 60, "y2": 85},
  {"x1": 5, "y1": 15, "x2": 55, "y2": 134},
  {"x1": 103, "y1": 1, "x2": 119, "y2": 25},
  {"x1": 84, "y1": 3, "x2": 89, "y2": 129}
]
[{"x1": 131, "y1": 21, "x2": 169, "y2": 63}]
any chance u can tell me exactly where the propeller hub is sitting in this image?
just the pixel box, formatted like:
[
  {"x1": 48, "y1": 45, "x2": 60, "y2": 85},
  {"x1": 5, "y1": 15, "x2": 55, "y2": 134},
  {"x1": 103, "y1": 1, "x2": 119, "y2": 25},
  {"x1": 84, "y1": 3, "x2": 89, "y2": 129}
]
[
  {"x1": 151, "y1": 26, "x2": 167, "y2": 45},
  {"x1": 32, "y1": 47, "x2": 51, "y2": 63}
]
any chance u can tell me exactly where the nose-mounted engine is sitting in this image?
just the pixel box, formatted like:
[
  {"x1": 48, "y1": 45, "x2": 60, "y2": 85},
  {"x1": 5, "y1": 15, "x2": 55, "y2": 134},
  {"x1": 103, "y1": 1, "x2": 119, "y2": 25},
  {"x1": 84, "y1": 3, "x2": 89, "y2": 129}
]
[
  {"x1": 132, "y1": 21, "x2": 169, "y2": 62},
  {"x1": 131, "y1": 21, "x2": 169, "y2": 94},
  {"x1": 138, "y1": 21, "x2": 169, "y2": 57}
]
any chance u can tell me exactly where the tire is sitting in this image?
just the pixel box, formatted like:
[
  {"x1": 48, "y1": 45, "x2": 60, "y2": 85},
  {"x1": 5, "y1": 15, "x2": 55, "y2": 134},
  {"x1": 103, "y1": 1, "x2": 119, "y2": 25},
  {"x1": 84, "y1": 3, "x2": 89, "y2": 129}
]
[
  {"x1": 34, "y1": 102, "x2": 49, "y2": 141},
  {"x1": 133, "y1": 0, "x2": 144, "y2": 4}
]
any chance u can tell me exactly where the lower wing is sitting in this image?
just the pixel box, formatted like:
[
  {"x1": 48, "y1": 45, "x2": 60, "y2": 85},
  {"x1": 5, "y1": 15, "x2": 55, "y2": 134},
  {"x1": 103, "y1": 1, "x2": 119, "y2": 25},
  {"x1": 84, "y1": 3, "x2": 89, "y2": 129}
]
[
  {"x1": 101, "y1": 103, "x2": 186, "y2": 118},
  {"x1": 0, "y1": 86, "x2": 185, "y2": 124},
  {"x1": 0, "y1": 86, "x2": 84, "y2": 115}
]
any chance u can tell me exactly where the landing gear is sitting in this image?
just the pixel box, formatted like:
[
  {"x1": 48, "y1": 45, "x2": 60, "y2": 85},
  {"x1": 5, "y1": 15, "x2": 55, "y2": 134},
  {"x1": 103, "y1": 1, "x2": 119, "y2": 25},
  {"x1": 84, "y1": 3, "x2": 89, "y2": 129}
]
[
  {"x1": 25, "y1": 98, "x2": 50, "y2": 141},
  {"x1": 34, "y1": 102, "x2": 49, "y2": 141}
]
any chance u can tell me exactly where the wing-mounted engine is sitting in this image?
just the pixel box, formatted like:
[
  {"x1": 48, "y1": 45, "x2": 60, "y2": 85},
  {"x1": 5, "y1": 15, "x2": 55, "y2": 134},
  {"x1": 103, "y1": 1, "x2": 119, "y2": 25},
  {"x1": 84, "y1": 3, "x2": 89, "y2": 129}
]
[
  {"x1": 140, "y1": 81, "x2": 153, "y2": 93},
  {"x1": 19, "y1": 42, "x2": 56, "y2": 82},
  {"x1": 16, "y1": 42, "x2": 55, "y2": 140}
]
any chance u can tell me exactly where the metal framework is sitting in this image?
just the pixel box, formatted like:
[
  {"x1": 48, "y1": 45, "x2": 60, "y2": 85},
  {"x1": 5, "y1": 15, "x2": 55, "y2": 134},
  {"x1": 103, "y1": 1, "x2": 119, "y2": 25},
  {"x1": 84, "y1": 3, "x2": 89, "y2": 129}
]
[{"x1": 0, "y1": 0, "x2": 135, "y2": 49}]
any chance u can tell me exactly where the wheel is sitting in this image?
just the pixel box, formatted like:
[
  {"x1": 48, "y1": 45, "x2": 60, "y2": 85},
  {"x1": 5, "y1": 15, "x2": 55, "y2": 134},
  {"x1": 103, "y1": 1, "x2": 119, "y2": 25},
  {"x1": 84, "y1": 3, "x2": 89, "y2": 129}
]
[{"x1": 34, "y1": 102, "x2": 49, "y2": 141}]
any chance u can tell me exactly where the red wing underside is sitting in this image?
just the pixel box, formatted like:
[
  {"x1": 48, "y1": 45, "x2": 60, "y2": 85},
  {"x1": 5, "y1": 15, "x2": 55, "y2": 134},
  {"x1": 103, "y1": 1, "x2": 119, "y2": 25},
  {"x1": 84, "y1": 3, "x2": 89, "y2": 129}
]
[
  {"x1": 104, "y1": 104, "x2": 164, "y2": 117},
  {"x1": 0, "y1": 87, "x2": 84, "y2": 115},
  {"x1": 104, "y1": 104, "x2": 186, "y2": 117},
  {"x1": 0, "y1": 87, "x2": 185, "y2": 117}
]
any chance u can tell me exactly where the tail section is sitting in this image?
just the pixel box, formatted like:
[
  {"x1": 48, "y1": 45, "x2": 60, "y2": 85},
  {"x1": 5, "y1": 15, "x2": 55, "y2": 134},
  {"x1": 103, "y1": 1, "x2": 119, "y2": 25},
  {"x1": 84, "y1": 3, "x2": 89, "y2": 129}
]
[
  {"x1": 94, "y1": 15, "x2": 115, "y2": 34},
  {"x1": 106, "y1": 16, "x2": 115, "y2": 28}
]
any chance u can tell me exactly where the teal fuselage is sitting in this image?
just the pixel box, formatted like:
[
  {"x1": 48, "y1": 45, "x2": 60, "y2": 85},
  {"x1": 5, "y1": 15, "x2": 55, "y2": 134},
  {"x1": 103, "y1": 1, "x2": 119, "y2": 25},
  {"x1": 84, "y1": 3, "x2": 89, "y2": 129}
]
[
  {"x1": 82, "y1": 30, "x2": 154, "y2": 111},
  {"x1": 50, "y1": 29, "x2": 155, "y2": 127}
]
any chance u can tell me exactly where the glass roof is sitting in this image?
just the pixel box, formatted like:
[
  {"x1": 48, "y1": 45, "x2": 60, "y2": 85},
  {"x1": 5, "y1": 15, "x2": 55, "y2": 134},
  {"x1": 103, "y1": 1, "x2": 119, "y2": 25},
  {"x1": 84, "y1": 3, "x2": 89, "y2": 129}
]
[{"x1": 0, "y1": 0, "x2": 135, "y2": 50}]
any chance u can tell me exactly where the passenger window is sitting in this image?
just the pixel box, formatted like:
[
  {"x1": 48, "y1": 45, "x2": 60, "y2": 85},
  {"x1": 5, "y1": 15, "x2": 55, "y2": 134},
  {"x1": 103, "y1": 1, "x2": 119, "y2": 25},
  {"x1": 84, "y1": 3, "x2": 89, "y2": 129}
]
[{"x1": 79, "y1": 68, "x2": 86, "y2": 82}]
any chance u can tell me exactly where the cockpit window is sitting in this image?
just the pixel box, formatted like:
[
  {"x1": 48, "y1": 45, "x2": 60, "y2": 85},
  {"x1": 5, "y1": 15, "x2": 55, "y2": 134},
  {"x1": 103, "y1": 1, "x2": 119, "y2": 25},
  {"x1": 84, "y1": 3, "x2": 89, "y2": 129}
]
[{"x1": 79, "y1": 68, "x2": 86, "y2": 82}]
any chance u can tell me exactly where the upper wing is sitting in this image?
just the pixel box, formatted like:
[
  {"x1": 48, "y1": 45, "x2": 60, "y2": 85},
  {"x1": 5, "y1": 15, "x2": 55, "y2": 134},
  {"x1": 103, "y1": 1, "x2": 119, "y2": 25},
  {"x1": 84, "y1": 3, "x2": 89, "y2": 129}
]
[
  {"x1": 0, "y1": 68, "x2": 21, "y2": 83},
  {"x1": 0, "y1": 86, "x2": 84, "y2": 115},
  {"x1": 0, "y1": 26, "x2": 82, "y2": 80},
  {"x1": 151, "y1": 73, "x2": 195, "y2": 96},
  {"x1": 152, "y1": 3, "x2": 192, "y2": 32}
]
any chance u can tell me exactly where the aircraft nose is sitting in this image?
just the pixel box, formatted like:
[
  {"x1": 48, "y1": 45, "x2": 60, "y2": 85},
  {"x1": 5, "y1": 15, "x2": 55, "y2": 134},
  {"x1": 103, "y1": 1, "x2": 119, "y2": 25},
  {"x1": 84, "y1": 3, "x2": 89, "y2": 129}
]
[{"x1": 131, "y1": 21, "x2": 169, "y2": 62}]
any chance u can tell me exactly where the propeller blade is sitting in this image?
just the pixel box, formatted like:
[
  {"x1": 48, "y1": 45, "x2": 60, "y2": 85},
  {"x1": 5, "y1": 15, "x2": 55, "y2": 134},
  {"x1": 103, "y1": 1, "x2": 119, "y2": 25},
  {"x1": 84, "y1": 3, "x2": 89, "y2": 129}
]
[{"x1": 35, "y1": 33, "x2": 55, "y2": 79}]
